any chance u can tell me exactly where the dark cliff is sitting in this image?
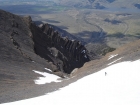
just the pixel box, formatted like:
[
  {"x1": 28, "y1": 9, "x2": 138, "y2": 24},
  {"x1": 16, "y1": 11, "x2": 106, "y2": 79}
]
[{"x1": 30, "y1": 23, "x2": 90, "y2": 73}]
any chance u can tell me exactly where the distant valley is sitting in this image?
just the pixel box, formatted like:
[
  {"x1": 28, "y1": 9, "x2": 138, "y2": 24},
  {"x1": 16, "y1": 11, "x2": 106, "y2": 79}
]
[{"x1": 0, "y1": 0, "x2": 140, "y2": 48}]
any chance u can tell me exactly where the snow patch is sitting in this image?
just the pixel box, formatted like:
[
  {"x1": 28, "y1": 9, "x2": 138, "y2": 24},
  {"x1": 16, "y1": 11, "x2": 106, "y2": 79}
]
[
  {"x1": 108, "y1": 57, "x2": 122, "y2": 65},
  {"x1": 81, "y1": 50, "x2": 85, "y2": 53},
  {"x1": 108, "y1": 54, "x2": 118, "y2": 60},
  {"x1": 44, "y1": 68, "x2": 52, "y2": 72},
  {"x1": 84, "y1": 55, "x2": 87, "y2": 58},
  {"x1": 33, "y1": 70, "x2": 61, "y2": 85}
]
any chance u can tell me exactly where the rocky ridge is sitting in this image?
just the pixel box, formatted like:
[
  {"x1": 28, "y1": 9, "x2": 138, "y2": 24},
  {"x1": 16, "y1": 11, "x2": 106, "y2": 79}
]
[{"x1": 0, "y1": 8, "x2": 115, "y2": 75}]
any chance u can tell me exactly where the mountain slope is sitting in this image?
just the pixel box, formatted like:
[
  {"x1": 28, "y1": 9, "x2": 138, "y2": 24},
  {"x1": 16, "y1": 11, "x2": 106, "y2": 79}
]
[
  {"x1": 0, "y1": 9, "x2": 91, "y2": 103},
  {"x1": 0, "y1": 9, "x2": 61, "y2": 103},
  {"x1": 4, "y1": 61, "x2": 140, "y2": 105},
  {"x1": 0, "y1": 9, "x2": 55, "y2": 81},
  {"x1": 1, "y1": 41, "x2": 140, "y2": 105}
]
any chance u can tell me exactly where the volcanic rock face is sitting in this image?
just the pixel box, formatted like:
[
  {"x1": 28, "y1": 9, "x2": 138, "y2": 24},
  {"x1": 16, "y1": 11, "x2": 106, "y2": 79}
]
[{"x1": 31, "y1": 23, "x2": 90, "y2": 73}]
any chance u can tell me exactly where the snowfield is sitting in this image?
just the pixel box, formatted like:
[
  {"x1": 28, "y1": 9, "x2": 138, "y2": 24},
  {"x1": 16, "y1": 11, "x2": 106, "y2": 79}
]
[{"x1": 1, "y1": 60, "x2": 140, "y2": 105}]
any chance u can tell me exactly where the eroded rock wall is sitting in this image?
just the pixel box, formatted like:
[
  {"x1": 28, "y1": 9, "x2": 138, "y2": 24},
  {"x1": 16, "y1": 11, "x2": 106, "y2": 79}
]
[{"x1": 30, "y1": 23, "x2": 90, "y2": 73}]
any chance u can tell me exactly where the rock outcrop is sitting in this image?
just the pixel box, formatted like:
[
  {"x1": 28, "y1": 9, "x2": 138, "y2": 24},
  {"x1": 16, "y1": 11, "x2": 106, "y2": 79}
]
[{"x1": 30, "y1": 23, "x2": 90, "y2": 73}]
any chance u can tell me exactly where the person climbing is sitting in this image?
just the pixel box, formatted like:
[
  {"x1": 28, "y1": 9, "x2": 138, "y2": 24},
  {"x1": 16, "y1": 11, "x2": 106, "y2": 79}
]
[{"x1": 105, "y1": 72, "x2": 107, "y2": 76}]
